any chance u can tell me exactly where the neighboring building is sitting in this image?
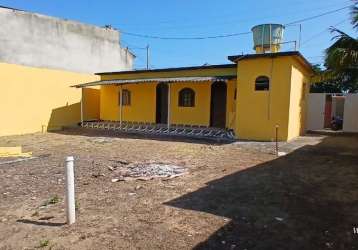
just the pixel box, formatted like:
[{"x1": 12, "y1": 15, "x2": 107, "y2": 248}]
[
  {"x1": 75, "y1": 51, "x2": 313, "y2": 141},
  {"x1": 306, "y1": 93, "x2": 358, "y2": 132},
  {"x1": 0, "y1": 6, "x2": 134, "y2": 136}
]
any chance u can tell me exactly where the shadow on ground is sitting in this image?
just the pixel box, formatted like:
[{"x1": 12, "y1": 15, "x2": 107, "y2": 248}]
[
  {"x1": 16, "y1": 219, "x2": 66, "y2": 227},
  {"x1": 165, "y1": 135, "x2": 358, "y2": 250}
]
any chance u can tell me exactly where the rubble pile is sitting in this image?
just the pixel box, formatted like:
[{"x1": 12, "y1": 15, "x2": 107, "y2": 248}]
[{"x1": 111, "y1": 162, "x2": 187, "y2": 182}]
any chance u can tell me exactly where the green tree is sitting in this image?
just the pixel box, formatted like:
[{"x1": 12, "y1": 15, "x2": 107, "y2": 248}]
[{"x1": 317, "y1": 1, "x2": 358, "y2": 93}]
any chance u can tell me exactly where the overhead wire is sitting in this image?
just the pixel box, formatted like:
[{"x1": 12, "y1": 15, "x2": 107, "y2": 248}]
[
  {"x1": 300, "y1": 18, "x2": 349, "y2": 47},
  {"x1": 119, "y1": 5, "x2": 351, "y2": 40},
  {"x1": 111, "y1": 1, "x2": 351, "y2": 30}
]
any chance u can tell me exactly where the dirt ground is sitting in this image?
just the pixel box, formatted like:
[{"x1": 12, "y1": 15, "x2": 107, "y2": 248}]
[{"x1": 0, "y1": 129, "x2": 357, "y2": 250}]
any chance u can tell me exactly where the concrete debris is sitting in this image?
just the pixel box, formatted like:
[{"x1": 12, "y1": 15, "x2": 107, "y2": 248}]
[
  {"x1": 277, "y1": 152, "x2": 287, "y2": 156},
  {"x1": 39, "y1": 216, "x2": 55, "y2": 221},
  {"x1": 112, "y1": 162, "x2": 187, "y2": 181},
  {"x1": 109, "y1": 159, "x2": 130, "y2": 165},
  {"x1": 92, "y1": 173, "x2": 105, "y2": 178},
  {"x1": 111, "y1": 177, "x2": 122, "y2": 183},
  {"x1": 92, "y1": 138, "x2": 114, "y2": 144},
  {"x1": 275, "y1": 217, "x2": 284, "y2": 221},
  {"x1": 135, "y1": 185, "x2": 143, "y2": 190}
]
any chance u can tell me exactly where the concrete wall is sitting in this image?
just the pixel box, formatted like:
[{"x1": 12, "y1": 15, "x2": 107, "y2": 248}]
[
  {"x1": 343, "y1": 94, "x2": 358, "y2": 132},
  {"x1": 306, "y1": 93, "x2": 326, "y2": 131},
  {"x1": 332, "y1": 96, "x2": 345, "y2": 118},
  {"x1": 0, "y1": 7, "x2": 134, "y2": 74},
  {"x1": 0, "y1": 62, "x2": 99, "y2": 136}
]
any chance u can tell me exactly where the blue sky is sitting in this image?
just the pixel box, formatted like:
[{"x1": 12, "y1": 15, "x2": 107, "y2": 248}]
[{"x1": 0, "y1": 0, "x2": 355, "y2": 69}]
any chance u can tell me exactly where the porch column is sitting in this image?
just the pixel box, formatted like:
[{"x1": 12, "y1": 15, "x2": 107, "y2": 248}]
[
  {"x1": 80, "y1": 88, "x2": 84, "y2": 126},
  {"x1": 119, "y1": 85, "x2": 123, "y2": 128},
  {"x1": 167, "y1": 83, "x2": 171, "y2": 130}
]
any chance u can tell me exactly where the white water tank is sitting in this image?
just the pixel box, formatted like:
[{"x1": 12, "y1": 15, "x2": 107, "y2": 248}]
[{"x1": 252, "y1": 24, "x2": 285, "y2": 53}]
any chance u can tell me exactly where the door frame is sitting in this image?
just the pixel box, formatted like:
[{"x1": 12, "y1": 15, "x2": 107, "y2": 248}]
[
  {"x1": 156, "y1": 83, "x2": 169, "y2": 124},
  {"x1": 210, "y1": 81, "x2": 227, "y2": 128}
]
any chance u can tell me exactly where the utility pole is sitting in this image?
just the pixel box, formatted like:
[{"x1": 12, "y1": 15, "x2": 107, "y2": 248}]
[
  {"x1": 146, "y1": 44, "x2": 150, "y2": 70},
  {"x1": 298, "y1": 24, "x2": 302, "y2": 50}
]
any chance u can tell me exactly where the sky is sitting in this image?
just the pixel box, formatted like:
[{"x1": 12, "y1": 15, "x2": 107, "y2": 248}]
[{"x1": 0, "y1": 0, "x2": 355, "y2": 69}]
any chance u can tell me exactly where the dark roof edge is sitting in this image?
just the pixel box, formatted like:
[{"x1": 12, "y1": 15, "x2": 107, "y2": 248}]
[
  {"x1": 228, "y1": 51, "x2": 301, "y2": 62},
  {"x1": 0, "y1": 5, "x2": 23, "y2": 11},
  {"x1": 95, "y1": 64, "x2": 237, "y2": 75},
  {"x1": 228, "y1": 51, "x2": 313, "y2": 73}
]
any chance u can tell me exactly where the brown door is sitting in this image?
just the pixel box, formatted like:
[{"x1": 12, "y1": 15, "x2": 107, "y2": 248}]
[
  {"x1": 156, "y1": 83, "x2": 168, "y2": 124},
  {"x1": 210, "y1": 82, "x2": 227, "y2": 128}
]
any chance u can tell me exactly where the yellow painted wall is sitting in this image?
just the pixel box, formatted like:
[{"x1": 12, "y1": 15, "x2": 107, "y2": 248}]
[
  {"x1": 0, "y1": 62, "x2": 98, "y2": 136},
  {"x1": 236, "y1": 57, "x2": 292, "y2": 141},
  {"x1": 170, "y1": 82, "x2": 211, "y2": 126},
  {"x1": 100, "y1": 84, "x2": 157, "y2": 123},
  {"x1": 99, "y1": 80, "x2": 237, "y2": 128},
  {"x1": 287, "y1": 59, "x2": 311, "y2": 140},
  {"x1": 121, "y1": 84, "x2": 157, "y2": 122},
  {"x1": 83, "y1": 88, "x2": 100, "y2": 121},
  {"x1": 100, "y1": 85, "x2": 120, "y2": 121},
  {"x1": 226, "y1": 79, "x2": 236, "y2": 130}
]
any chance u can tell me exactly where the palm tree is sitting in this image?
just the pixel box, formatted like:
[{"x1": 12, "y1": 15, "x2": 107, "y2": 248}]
[{"x1": 324, "y1": 1, "x2": 358, "y2": 92}]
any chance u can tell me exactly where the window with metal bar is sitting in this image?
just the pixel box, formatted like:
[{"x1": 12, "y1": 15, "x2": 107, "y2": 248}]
[
  {"x1": 118, "y1": 89, "x2": 131, "y2": 106},
  {"x1": 178, "y1": 88, "x2": 195, "y2": 107},
  {"x1": 255, "y1": 76, "x2": 270, "y2": 91}
]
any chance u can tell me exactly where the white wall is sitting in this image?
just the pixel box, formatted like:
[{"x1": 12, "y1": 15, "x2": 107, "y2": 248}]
[
  {"x1": 307, "y1": 93, "x2": 326, "y2": 130},
  {"x1": 332, "y1": 96, "x2": 345, "y2": 118},
  {"x1": 343, "y1": 94, "x2": 358, "y2": 132}
]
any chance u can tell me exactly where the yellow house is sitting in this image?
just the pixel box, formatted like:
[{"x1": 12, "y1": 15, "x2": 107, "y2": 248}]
[{"x1": 75, "y1": 51, "x2": 313, "y2": 141}]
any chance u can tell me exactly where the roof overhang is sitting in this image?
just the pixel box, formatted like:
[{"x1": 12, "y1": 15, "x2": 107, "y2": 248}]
[
  {"x1": 95, "y1": 64, "x2": 236, "y2": 75},
  {"x1": 72, "y1": 76, "x2": 236, "y2": 88}
]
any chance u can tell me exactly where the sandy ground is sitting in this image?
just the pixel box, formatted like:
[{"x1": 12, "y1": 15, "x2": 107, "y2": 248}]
[{"x1": 0, "y1": 130, "x2": 357, "y2": 250}]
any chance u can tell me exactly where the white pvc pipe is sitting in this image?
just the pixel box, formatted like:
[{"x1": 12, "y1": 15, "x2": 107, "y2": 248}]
[{"x1": 65, "y1": 156, "x2": 76, "y2": 225}]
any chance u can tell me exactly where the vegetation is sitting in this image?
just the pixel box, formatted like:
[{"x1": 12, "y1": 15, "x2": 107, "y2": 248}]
[
  {"x1": 75, "y1": 200, "x2": 80, "y2": 211},
  {"x1": 41, "y1": 195, "x2": 60, "y2": 207},
  {"x1": 37, "y1": 239, "x2": 49, "y2": 248},
  {"x1": 312, "y1": 1, "x2": 358, "y2": 93}
]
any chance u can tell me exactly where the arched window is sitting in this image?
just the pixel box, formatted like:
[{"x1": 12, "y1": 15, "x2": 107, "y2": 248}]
[
  {"x1": 255, "y1": 76, "x2": 270, "y2": 91},
  {"x1": 118, "y1": 89, "x2": 131, "y2": 106},
  {"x1": 178, "y1": 88, "x2": 195, "y2": 107}
]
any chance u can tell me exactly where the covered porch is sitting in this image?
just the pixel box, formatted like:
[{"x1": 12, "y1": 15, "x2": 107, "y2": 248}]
[{"x1": 73, "y1": 75, "x2": 237, "y2": 140}]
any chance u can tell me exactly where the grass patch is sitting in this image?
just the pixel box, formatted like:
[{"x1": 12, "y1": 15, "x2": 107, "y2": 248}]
[
  {"x1": 42, "y1": 195, "x2": 60, "y2": 207},
  {"x1": 75, "y1": 200, "x2": 80, "y2": 211},
  {"x1": 37, "y1": 239, "x2": 49, "y2": 248}
]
